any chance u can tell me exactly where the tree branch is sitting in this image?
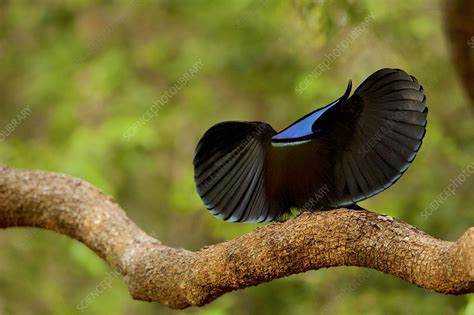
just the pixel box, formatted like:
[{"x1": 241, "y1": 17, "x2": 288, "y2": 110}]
[{"x1": 0, "y1": 165, "x2": 472, "y2": 309}]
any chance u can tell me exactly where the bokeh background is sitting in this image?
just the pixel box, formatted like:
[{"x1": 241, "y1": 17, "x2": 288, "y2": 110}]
[{"x1": 1, "y1": 0, "x2": 473, "y2": 314}]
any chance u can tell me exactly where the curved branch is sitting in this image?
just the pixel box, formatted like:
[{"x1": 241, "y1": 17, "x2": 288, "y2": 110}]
[{"x1": 0, "y1": 165, "x2": 472, "y2": 309}]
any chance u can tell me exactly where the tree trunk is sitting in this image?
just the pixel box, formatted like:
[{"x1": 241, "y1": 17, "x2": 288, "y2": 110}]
[{"x1": 444, "y1": 0, "x2": 474, "y2": 106}]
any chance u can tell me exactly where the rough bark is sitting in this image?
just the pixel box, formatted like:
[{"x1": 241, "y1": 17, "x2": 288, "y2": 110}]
[
  {"x1": 444, "y1": 0, "x2": 474, "y2": 106},
  {"x1": 0, "y1": 165, "x2": 472, "y2": 309}
]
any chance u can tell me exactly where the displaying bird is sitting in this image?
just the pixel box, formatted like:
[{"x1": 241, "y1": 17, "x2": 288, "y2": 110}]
[{"x1": 193, "y1": 68, "x2": 427, "y2": 222}]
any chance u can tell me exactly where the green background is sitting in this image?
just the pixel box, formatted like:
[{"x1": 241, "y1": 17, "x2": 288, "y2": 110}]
[{"x1": 0, "y1": 0, "x2": 473, "y2": 314}]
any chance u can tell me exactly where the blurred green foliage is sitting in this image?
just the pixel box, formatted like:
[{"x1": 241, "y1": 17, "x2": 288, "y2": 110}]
[{"x1": 0, "y1": 0, "x2": 473, "y2": 314}]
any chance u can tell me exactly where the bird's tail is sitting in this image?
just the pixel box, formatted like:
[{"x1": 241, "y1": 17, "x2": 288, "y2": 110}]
[{"x1": 331, "y1": 68, "x2": 428, "y2": 207}]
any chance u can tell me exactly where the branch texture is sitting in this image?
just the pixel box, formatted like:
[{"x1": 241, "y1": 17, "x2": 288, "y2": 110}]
[{"x1": 0, "y1": 165, "x2": 472, "y2": 309}]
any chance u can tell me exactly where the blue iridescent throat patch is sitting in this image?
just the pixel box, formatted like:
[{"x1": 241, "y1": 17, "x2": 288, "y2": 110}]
[{"x1": 271, "y1": 99, "x2": 340, "y2": 143}]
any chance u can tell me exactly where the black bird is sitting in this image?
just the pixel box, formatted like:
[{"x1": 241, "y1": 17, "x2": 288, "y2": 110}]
[{"x1": 193, "y1": 68, "x2": 427, "y2": 222}]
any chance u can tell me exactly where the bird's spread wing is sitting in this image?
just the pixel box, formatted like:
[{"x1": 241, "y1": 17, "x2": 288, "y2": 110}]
[
  {"x1": 331, "y1": 68, "x2": 427, "y2": 207},
  {"x1": 194, "y1": 68, "x2": 427, "y2": 221},
  {"x1": 193, "y1": 121, "x2": 277, "y2": 222}
]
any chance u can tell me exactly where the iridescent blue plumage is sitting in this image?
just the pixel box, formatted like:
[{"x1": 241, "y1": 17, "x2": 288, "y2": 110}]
[
  {"x1": 272, "y1": 80, "x2": 352, "y2": 144},
  {"x1": 271, "y1": 100, "x2": 339, "y2": 143}
]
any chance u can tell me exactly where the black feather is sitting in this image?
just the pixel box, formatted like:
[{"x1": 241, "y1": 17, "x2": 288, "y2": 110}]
[{"x1": 193, "y1": 68, "x2": 428, "y2": 222}]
